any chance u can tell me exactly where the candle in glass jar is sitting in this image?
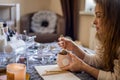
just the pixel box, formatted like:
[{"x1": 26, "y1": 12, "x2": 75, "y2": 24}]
[{"x1": 7, "y1": 63, "x2": 26, "y2": 80}]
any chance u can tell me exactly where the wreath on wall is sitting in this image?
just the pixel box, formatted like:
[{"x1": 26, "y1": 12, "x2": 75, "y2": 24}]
[{"x1": 31, "y1": 11, "x2": 57, "y2": 34}]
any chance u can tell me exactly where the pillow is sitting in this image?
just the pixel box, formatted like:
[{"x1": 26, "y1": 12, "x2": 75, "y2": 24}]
[{"x1": 31, "y1": 11, "x2": 57, "y2": 34}]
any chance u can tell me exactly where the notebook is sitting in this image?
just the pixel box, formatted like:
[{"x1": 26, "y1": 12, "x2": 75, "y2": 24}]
[{"x1": 34, "y1": 64, "x2": 81, "y2": 80}]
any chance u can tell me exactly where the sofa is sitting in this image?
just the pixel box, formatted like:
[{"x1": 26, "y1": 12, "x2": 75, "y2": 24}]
[{"x1": 20, "y1": 11, "x2": 65, "y2": 43}]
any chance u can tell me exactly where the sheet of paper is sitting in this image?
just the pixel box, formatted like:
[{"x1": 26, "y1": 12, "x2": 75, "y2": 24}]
[{"x1": 34, "y1": 65, "x2": 81, "y2": 80}]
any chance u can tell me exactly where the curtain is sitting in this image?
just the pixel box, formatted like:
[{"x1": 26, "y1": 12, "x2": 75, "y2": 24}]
[{"x1": 60, "y1": 0, "x2": 79, "y2": 40}]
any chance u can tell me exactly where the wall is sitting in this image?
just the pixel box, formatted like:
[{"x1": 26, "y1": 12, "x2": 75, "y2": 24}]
[
  {"x1": 0, "y1": 0, "x2": 51, "y2": 16},
  {"x1": 50, "y1": 0, "x2": 63, "y2": 16},
  {"x1": 79, "y1": 0, "x2": 85, "y2": 11},
  {"x1": 78, "y1": 13, "x2": 94, "y2": 48},
  {"x1": 78, "y1": 0, "x2": 96, "y2": 49},
  {"x1": 0, "y1": 0, "x2": 62, "y2": 16}
]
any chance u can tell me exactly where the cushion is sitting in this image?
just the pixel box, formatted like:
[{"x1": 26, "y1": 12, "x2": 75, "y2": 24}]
[{"x1": 31, "y1": 11, "x2": 57, "y2": 34}]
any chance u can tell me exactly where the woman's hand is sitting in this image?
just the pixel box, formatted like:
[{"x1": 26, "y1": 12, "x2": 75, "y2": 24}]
[
  {"x1": 61, "y1": 53, "x2": 86, "y2": 72},
  {"x1": 58, "y1": 37, "x2": 85, "y2": 59},
  {"x1": 58, "y1": 37, "x2": 76, "y2": 51}
]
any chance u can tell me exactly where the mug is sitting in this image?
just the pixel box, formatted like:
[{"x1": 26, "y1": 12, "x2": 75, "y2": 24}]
[{"x1": 57, "y1": 50, "x2": 71, "y2": 68}]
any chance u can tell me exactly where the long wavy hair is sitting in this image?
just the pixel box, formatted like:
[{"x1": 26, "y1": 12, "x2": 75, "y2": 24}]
[{"x1": 94, "y1": 0, "x2": 120, "y2": 71}]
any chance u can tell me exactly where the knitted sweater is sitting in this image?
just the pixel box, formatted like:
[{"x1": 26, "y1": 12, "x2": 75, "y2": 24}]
[{"x1": 83, "y1": 45, "x2": 120, "y2": 80}]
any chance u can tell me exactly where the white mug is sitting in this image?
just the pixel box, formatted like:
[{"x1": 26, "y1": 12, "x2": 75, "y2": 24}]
[{"x1": 57, "y1": 50, "x2": 71, "y2": 68}]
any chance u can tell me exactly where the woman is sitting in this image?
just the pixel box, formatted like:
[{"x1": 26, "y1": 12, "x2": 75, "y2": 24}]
[{"x1": 58, "y1": 0, "x2": 120, "y2": 80}]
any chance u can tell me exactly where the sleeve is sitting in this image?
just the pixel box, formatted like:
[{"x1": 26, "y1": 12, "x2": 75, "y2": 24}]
[
  {"x1": 83, "y1": 53, "x2": 103, "y2": 68},
  {"x1": 98, "y1": 59, "x2": 120, "y2": 80},
  {"x1": 83, "y1": 44, "x2": 103, "y2": 68}
]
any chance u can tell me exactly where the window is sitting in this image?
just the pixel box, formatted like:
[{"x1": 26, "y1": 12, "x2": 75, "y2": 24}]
[
  {"x1": 0, "y1": 4, "x2": 20, "y2": 32},
  {"x1": 85, "y1": 0, "x2": 95, "y2": 12}
]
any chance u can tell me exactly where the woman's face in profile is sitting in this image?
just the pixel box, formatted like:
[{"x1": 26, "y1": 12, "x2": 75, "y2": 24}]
[{"x1": 93, "y1": 4, "x2": 103, "y2": 34}]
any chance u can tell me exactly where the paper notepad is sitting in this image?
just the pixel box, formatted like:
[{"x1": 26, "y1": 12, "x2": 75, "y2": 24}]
[{"x1": 34, "y1": 65, "x2": 81, "y2": 80}]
